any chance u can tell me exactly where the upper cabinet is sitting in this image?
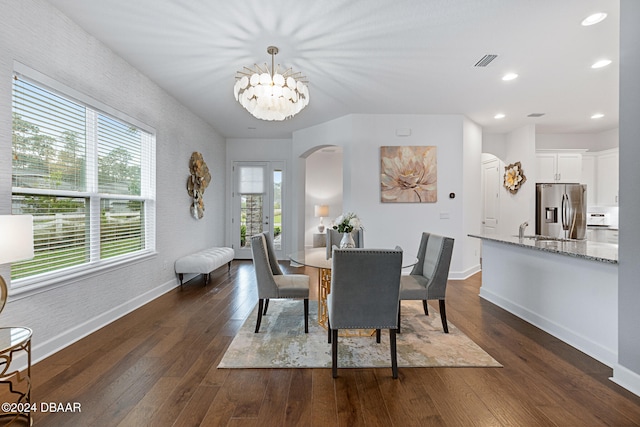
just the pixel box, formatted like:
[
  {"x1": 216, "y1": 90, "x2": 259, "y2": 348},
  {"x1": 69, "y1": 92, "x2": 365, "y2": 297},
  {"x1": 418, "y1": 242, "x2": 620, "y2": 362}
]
[
  {"x1": 536, "y1": 150, "x2": 583, "y2": 183},
  {"x1": 582, "y1": 154, "x2": 597, "y2": 207},
  {"x1": 596, "y1": 148, "x2": 619, "y2": 206}
]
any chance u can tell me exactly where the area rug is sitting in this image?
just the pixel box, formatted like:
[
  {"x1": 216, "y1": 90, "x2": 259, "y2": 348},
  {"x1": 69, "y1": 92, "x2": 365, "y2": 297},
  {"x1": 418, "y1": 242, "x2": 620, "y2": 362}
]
[{"x1": 218, "y1": 300, "x2": 501, "y2": 369}]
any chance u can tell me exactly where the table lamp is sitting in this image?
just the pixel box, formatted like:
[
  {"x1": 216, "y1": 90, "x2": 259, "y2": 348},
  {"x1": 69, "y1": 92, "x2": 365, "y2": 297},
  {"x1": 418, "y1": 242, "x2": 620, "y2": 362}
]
[
  {"x1": 314, "y1": 205, "x2": 329, "y2": 233},
  {"x1": 0, "y1": 215, "x2": 34, "y2": 314}
]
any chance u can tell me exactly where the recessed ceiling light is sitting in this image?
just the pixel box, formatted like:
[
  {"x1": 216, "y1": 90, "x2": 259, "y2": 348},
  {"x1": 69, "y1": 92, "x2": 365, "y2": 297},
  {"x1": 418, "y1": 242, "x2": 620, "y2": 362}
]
[
  {"x1": 502, "y1": 73, "x2": 518, "y2": 81},
  {"x1": 581, "y1": 12, "x2": 607, "y2": 26},
  {"x1": 494, "y1": 113, "x2": 506, "y2": 119},
  {"x1": 591, "y1": 59, "x2": 612, "y2": 69},
  {"x1": 591, "y1": 113, "x2": 604, "y2": 119}
]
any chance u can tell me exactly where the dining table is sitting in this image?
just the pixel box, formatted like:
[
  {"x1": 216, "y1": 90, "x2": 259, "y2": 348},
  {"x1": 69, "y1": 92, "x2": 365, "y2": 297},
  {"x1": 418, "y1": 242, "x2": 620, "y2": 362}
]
[{"x1": 288, "y1": 248, "x2": 417, "y2": 331}]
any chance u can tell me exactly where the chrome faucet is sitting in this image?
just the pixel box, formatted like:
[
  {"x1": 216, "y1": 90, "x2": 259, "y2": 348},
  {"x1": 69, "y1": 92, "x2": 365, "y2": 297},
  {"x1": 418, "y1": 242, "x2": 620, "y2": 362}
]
[{"x1": 519, "y1": 221, "x2": 529, "y2": 239}]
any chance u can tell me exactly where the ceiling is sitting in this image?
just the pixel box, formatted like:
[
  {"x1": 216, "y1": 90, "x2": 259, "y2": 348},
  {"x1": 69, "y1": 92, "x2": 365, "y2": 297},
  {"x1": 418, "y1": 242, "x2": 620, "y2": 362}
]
[{"x1": 45, "y1": 0, "x2": 619, "y2": 139}]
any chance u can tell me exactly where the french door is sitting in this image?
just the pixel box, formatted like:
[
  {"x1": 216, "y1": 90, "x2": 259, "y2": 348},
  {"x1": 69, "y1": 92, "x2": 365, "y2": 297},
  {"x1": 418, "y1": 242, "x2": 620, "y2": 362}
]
[{"x1": 232, "y1": 161, "x2": 284, "y2": 259}]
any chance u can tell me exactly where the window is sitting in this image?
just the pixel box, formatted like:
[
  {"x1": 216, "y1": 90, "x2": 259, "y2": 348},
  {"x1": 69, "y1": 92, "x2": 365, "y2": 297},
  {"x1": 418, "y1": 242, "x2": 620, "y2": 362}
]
[{"x1": 10, "y1": 67, "x2": 155, "y2": 286}]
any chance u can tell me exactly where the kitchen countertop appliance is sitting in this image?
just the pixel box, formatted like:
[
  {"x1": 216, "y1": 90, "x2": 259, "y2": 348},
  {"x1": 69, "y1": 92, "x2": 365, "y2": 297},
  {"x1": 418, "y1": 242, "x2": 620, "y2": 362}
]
[
  {"x1": 587, "y1": 212, "x2": 611, "y2": 227},
  {"x1": 536, "y1": 183, "x2": 587, "y2": 240}
]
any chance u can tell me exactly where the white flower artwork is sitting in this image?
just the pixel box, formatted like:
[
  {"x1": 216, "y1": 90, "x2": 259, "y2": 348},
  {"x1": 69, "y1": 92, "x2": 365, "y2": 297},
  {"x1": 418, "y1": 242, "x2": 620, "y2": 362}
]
[
  {"x1": 380, "y1": 146, "x2": 437, "y2": 203},
  {"x1": 503, "y1": 161, "x2": 526, "y2": 194}
]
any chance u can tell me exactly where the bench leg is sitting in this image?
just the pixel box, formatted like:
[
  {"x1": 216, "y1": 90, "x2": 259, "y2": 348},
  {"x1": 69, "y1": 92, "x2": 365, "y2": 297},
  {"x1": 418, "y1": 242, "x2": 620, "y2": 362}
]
[
  {"x1": 179, "y1": 273, "x2": 184, "y2": 289},
  {"x1": 228, "y1": 261, "x2": 232, "y2": 271}
]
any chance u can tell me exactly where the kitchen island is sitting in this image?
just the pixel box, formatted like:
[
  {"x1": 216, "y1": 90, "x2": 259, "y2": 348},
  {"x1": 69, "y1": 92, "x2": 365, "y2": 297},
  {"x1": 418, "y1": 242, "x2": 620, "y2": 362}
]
[{"x1": 469, "y1": 233, "x2": 618, "y2": 367}]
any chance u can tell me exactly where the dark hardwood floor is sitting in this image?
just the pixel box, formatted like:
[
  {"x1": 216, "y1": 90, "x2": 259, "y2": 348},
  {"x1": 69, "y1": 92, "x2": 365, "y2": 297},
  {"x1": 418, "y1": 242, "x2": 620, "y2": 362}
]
[{"x1": 26, "y1": 260, "x2": 640, "y2": 426}]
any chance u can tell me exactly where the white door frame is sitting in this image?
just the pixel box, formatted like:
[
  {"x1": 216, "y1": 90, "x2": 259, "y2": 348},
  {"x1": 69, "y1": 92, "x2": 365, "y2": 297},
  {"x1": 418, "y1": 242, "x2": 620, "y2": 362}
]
[{"x1": 231, "y1": 161, "x2": 285, "y2": 259}]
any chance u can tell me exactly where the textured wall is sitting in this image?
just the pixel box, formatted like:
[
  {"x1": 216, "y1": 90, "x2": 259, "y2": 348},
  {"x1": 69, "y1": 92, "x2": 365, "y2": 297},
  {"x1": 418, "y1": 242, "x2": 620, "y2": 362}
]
[{"x1": 0, "y1": 0, "x2": 226, "y2": 362}]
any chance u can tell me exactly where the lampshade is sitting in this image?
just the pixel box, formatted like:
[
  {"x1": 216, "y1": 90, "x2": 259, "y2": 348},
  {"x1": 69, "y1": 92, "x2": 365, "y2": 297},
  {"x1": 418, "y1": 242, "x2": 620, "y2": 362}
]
[
  {"x1": 234, "y1": 46, "x2": 310, "y2": 121},
  {"x1": 0, "y1": 215, "x2": 34, "y2": 264},
  {"x1": 0, "y1": 215, "x2": 34, "y2": 314},
  {"x1": 314, "y1": 205, "x2": 329, "y2": 218}
]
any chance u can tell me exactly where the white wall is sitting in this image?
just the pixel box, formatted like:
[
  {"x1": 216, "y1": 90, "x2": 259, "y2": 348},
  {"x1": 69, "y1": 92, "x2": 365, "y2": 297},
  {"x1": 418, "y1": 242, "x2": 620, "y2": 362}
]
[
  {"x1": 304, "y1": 149, "x2": 343, "y2": 247},
  {"x1": 0, "y1": 0, "x2": 225, "y2": 363},
  {"x1": 292, "y1": 114, "x2": 482, "y2": 279},
  {"x1": 291, "y1": 116, "x2": 355, "y2": 255},
  {"x1": 462, "y1": 118, "x2": 483, "y2": 274},
  {"x1": 481, "y1": 126, "x2": 537, "y2": 237}
]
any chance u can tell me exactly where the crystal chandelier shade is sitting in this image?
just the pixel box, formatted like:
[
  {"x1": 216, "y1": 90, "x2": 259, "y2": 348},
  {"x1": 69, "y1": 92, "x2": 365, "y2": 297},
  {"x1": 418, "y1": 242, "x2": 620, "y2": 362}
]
[{"x1": 234, "y1": 46, "x2": 309, "y2": 121}]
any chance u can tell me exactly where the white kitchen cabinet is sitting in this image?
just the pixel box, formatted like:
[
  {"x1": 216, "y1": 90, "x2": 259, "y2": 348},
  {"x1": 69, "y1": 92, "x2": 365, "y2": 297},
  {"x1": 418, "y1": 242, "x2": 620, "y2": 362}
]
[
  {"x1": 588, "y1": 227, "x2": 619, "y2": 244},
  {"x1": 536, "y1": 150, "x2": 583, "y2": 183},
  {"x1": 582, "y1": 154, "x2": 597, "y2": 207},
  {"x1": 596, "y1": 148, "x2": 619, "y2": 206}
]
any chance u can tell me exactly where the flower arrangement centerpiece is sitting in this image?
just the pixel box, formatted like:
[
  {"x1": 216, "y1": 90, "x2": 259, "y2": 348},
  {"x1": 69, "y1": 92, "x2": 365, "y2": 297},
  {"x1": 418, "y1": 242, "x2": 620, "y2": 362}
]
[{"x1": 332, "y1": 212, "x2": 363, "y2": 248}]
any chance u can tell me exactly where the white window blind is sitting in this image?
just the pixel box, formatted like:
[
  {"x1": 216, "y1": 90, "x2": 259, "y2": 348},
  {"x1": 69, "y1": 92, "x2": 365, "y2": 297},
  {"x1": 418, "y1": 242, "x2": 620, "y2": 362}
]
[
  {"x1": 10, "y1": 70, "x2": 156, "y2": 285},
  {"x1": 238, "y1": 166, "x2": 264, "y2": 194}
]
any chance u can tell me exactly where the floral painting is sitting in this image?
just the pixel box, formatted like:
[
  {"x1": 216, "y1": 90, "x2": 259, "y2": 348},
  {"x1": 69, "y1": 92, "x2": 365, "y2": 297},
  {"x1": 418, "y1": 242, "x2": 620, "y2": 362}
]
[{"x1": 380, "y1": 146, "x2": 437, "y2": 203}]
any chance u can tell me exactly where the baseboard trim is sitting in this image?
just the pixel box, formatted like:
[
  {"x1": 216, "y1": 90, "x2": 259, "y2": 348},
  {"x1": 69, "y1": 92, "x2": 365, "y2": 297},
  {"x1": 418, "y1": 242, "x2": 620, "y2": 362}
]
[
  {"x1": 611, "y1": 364, "x2": 640, "y2": 398},
  {"x1": 479, "y1": 287, "x2": 617, "y2": 368},
  {"x1": 450, "y1": 264, "x2": 481, "y2": 280}
]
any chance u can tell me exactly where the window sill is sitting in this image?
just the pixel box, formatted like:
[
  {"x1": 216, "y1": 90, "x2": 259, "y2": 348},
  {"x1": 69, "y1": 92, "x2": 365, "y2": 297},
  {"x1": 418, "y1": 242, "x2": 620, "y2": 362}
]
[{"x1": 8, "y1": 251, "x2": 159, "y2": 301}]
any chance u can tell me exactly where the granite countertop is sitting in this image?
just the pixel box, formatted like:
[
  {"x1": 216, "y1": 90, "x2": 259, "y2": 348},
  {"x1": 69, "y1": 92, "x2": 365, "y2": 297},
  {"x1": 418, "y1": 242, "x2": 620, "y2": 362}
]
[{"x1": 469, "y1": 233, "x2": 618, "y2": 264}]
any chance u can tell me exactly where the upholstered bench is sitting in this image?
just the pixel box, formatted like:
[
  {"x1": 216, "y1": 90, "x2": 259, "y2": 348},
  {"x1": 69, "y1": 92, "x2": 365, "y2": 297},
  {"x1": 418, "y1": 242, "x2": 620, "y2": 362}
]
[{"x1": 174, "y1": 247, "x2": 234, "y2": 287}]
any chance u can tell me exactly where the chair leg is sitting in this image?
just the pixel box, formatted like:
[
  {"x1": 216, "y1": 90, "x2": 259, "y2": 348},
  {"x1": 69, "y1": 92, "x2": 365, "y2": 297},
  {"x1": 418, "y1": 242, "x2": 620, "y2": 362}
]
[
  {"x1": 327, "y1": 318, "x2": 332, "y2": 343},
  {"x1": 304, "y1": 298, "x2": 309, "y2": 333},
  {"x1": 423, "y1": 300, "x2": 429, "y2": 316},
  {"x1": 332, "y1": 329, "x2": 339, "y2": 378},
  {"x1": 263, "y1": 299, "x2": 270, "y2": 315},
  {"x1": 376, "y1": 329, "x2": 381, "y2": 343},
  {"x1": 439, "y1": 299, "x2": 449, "y2": 333},
  {"x1": 390, "y1": 328, "x2": 398, "y2": 379},
  {"x1": 255, "y1": 299, "x2": 264, "y2": 333},
  {"x1": 397, "y1": 302, "x2": 402, "y2": 334}
]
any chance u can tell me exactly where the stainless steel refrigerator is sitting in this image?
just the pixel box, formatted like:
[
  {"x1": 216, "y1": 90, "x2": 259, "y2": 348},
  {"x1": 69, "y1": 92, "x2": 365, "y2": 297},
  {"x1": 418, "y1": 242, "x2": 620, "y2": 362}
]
[{"x1": 535, "y1": 183, "x2": 587, "y2": 240}]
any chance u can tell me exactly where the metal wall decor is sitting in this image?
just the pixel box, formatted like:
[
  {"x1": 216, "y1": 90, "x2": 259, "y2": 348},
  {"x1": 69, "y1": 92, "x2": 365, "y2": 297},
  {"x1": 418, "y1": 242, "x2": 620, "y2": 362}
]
[
  {"x1": 187, "y1": 152, "x2": 211, "y2": 219},
  {"x1": 503, "y1": 161, "x2": 526, "y2": 194}
]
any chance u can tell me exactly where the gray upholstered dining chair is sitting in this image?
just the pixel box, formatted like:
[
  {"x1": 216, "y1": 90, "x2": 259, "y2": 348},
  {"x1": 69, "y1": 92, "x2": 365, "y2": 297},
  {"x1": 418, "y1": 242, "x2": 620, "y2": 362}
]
[
  {"x1": 327, "y1": 247, "x2": 403, "y2": 379},
  {"x1": 250, "y1": 232, "x2": 310, "y2": 334},
  {"x1": 325, "y1": 228, "x2": 364, "y2": 259},
  {"x1": 398, "y1": 232, "x2": 454, "y2": 333}
]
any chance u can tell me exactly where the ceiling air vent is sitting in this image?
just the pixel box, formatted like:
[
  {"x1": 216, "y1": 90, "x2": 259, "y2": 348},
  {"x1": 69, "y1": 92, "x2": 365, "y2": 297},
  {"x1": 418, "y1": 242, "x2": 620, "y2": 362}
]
[
  {"x1": 474, "y1": 54, "x2": 498, "y2": 67},
  {"x1": 527, "y1": 113, "x2": 545, "y2": 117}
]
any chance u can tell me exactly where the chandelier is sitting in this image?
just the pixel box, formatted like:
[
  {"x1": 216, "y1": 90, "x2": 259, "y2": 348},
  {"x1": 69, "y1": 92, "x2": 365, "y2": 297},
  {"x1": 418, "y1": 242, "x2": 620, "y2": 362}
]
[{"x1": 234, "y1": 46, "x2": 310, "y2": 121}]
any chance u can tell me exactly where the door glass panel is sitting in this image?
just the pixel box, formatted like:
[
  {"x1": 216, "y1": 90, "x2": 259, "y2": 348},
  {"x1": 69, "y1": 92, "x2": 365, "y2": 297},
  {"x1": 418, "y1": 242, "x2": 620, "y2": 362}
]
[
  {"x1": 240, "y1": 194, "x2": 263, "y2": 249},
  {"x1": 273, "y1": 169, "x2": 282, "y2": 250}
]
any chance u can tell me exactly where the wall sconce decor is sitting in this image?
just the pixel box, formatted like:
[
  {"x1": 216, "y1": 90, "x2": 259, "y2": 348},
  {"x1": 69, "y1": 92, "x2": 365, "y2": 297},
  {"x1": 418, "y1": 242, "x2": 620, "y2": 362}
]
[
  {"x1": 187, "y1": 152, "x2": 211, "y2": 219},
  {"x1": 503, "y1": 161, "x2": 526, "y2": 194}
]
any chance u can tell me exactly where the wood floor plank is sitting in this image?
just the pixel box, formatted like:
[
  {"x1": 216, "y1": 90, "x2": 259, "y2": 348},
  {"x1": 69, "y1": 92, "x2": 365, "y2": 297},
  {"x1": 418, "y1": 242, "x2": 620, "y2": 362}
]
[
  {"x1": 255, "y1": 369, "x2": 292, "y2": 426},
  {"x1": 354, "y1": 369, "x2": 393, "y2": 427},
  {"x1": 25, "y1": 261, "x2": 640, "y2": 426},
  {"x1": 334, "y1": 369, "x2": 366, "y2": 426},
  {"x1": 116, "y1": 376, "x2": 180, "y2": 427},
  {"x1": 377, "y1": 368, "x2": 444, "y2": 426},
  {"x1": 310, "y1": 369, "x2": 339, "y2": 426},
  {"x1": 284, "y1": 368, "x2": 313, "y2": 426}
]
